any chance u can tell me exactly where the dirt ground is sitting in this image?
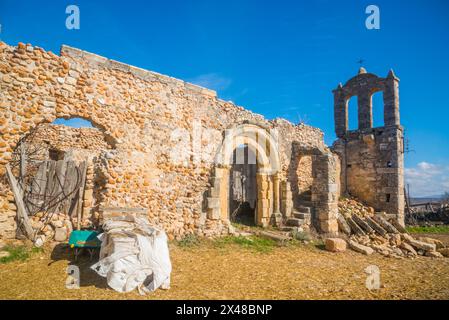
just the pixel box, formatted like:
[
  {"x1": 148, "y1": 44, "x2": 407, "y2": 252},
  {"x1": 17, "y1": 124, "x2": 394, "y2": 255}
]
[{"x1": 1, "y1": 234, "x2": 449, "y2": 300}]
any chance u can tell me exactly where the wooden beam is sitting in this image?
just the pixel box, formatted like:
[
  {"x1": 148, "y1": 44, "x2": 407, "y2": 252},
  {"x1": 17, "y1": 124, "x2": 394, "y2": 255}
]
[
  {"x1": 19, "y1": 143, "x2": 27, "y2": 185},
  {"x1": 5, "y1": 164, "x2": 35, "y2": 240},
  {"x1": 76, "y1": 161, "x2": 88, "y2": 230}
]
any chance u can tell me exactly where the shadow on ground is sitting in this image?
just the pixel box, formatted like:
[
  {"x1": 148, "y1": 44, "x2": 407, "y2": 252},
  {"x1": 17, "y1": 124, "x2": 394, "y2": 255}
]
[{"x1": 49, "y1": 243, "x2": 108, "y2": 289}]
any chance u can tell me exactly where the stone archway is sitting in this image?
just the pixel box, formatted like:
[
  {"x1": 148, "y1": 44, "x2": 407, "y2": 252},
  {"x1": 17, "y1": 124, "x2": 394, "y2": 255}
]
[
  {"x1": 3, "y1": 115, "x2": 118, "y2": 240},
  {"x1": 206, "y1": 123, "x2": 282, "y2": 228}
]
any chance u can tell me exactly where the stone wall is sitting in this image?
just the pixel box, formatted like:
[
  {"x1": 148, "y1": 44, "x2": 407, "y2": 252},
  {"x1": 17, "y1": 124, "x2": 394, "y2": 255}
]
[
  {"x1": 22, "y1": 123, "x2": 112, "y2": 162},
  {"x1": 0, "y1": 41, "x2": 338, "y2": 239},
  {"x1": 332, "y1": 68, "x2": 405, "y2": 225}
]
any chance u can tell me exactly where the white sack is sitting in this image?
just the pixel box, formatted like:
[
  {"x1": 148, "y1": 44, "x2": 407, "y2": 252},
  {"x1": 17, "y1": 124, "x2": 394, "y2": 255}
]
[{"x1": 91, "y1": 215, "x2": 171, "y2": 294}]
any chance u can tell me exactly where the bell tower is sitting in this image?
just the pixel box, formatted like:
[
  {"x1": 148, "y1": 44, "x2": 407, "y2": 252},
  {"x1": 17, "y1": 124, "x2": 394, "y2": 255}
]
[{"x1": 332, "y1": 68, "x2": 405, "y2": 226}]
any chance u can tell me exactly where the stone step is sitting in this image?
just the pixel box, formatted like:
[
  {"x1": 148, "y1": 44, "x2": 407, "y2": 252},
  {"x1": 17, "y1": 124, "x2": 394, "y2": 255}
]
[
  {"x1": 293, "y1": 211, "x2": 311, "y2": 220},
  {"x1": 279, "y1": 226, "x2": 299, "y2": 232},
  {"x1": 286, "y1": 218, "x2": 306, "y2": 227},
  {"x1": 297, "y1": 206, "x2": 311, "y2": 214}
]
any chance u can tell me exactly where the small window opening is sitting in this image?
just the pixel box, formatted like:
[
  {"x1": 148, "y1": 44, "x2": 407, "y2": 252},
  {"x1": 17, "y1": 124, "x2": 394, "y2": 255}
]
[{"x1": 49, "y1": 148, "x2": 65, "y2": 161}]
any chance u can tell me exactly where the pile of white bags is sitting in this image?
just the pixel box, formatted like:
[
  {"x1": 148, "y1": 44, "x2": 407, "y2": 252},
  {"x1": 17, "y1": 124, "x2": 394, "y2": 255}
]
[{"x1": 91, "y1": 215, "x2": 171, "y2": 295}]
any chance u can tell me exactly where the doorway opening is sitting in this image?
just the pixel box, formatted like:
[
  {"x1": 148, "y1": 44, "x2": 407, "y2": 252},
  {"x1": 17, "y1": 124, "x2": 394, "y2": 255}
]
[{"x1": 229, "y1": 144, "x2": 257, "y2": 226}]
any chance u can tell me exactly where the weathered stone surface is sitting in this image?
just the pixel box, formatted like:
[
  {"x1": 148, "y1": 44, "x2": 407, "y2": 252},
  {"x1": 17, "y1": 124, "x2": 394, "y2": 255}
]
[
  {"x1": 400, "y1": 242, "x2": 417, "y2": 256},
  {"x1": 54, "y1": 227, "x2": 68, "y2": 242},
  {"x1": 437, "y1": 248, "x2": 449, "y2": 257},
  {"x1": 389, "y1": 233, "x2": 402, "y2": 247},
  {"x1": 325, "y1": 238, "x2": 347, "y2": 252},
  {"x1": 51, "y1": 220, "x2": 64, "y2": 229},
  {"x1": 407, "y1": 239, "x2": 436, "y2": 252},
  {"x1": 418, "y1": 237, "x2": 444, "y2": 250},
  {"x1": 425, "y1": 251, "x2": 443, "y2": 258},
  {"x1": 348, "y1": 240, "x2": 374, "y2": 255}
]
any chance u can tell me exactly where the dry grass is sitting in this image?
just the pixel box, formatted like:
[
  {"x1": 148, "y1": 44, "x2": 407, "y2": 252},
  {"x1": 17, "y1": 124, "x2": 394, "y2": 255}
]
[{"x1": 1, "y1": 237, "x2": 449, "y2": 300}]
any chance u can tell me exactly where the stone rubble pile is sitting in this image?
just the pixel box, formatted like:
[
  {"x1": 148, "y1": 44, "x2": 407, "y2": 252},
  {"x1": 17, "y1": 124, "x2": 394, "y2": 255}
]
[
  {"x1": 0, "y1": 182, "x2": 16, "y2": 239},
  {"x1": 30, "y1": 211, "x2": 94, "y2": 244},
  {"x1": 338, "y1": 197, "x2": 376, "y2": 218},
  {"x1": 336, "y1": 197, "x2": 449, "y2": 259}
]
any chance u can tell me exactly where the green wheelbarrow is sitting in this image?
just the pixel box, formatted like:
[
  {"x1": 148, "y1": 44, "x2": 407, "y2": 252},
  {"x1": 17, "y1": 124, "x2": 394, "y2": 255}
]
[{"x1": 68, "y1": 230, "x2": 102, "y2": 261}]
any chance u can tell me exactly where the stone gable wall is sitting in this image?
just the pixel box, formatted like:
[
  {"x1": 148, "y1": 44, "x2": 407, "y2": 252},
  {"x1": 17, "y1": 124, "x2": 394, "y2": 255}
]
[{"x1": 0, "y1": 41, "x2": 334, "y2": 239}]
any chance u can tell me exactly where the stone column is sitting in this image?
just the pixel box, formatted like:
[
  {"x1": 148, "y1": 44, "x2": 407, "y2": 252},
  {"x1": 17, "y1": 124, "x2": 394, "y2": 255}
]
[
  {"x1": 280, "y1": 180, "x2": 293, "y2": 218},
  {"x1": 333, "y1": 84, "x2": 347, "y2": 138},
  {"x1": 358, "y1": 92, "x2": 373, "y2": 129},
  {"x1": 273, "y1": 173, "x2": 281, "y2": 214},
  {"x1": 384, "y1": 69, "x2": 400, "y2": 127},
  {"x1": 270, "y1": 172, "x2": 282, "y2": 226},
  {"x1": 311, "y1": 153, "x2": 339, "y2": 235},
  {"x1": 206, "y1": 166, "x2": 230, "y2": 221},
  {"x1": 256, "y1": 172, "x2": 270, "y2": 227}
]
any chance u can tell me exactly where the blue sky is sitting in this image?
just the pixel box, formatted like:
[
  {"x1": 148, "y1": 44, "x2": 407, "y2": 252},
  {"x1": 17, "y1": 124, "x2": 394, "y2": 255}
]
[{"x1": 1, "y1": 0, "x2": 448, "y2": 196}]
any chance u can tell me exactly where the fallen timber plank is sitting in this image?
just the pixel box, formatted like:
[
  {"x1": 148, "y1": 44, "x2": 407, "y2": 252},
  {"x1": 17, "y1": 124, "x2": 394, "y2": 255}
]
[
  {"x1": 365, "y1": 216, "x2": 388, "y2": 236},
  {"x1": 19, "y1": 143, "x2": 27, "y2": 187},
  {"x1": 5, "y1": 164, "x2": 35, "y2": 241},
  {"x1": 374, "y1": 215, "x2": 400, "y2": 234},
  {"x1": 337, "y1": 215, "x2": 351, "y2": 235},
  {"x1": 76, "y1": 161, "x2": 88, "y2": 230},
  {"x1": 30, "y1": 161, "x2": 49, "y2": 212},
  {"x1": 64, "y1": 161, "x2": 79, "y2": 216},
  {"x1": 352, "y1": 215, "x2": 374, "y2": 234},
  {"x1": 346, "y1": 216, "x2": 366, "y2": 236},
  {"x1": 390, "y1": 219, "x2": 407, "y2": 233}
]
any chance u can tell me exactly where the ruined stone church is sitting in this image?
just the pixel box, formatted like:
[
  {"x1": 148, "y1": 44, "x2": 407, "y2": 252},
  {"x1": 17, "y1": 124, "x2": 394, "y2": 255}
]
[{"x1": 0, "y1": 41, "x2": 404, "y2": 241}]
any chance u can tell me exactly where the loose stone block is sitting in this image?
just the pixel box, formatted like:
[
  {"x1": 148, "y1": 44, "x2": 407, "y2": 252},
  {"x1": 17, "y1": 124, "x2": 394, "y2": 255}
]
[
  {"x1": 325, "y1": 238, "x2": 347, "y2": 252},
  {"x1": 348, "y1": 240, "x2": 374, "y2": 255}
]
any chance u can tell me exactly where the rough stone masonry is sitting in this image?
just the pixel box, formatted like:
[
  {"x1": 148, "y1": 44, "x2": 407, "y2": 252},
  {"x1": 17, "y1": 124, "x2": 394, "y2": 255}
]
[{"x1": 0, "y1": 41, "x2": 404, "y2": 240}]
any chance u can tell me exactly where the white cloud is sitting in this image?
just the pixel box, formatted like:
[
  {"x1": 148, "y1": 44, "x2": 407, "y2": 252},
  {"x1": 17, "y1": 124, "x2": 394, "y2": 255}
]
[
  {"x1": 187, "y1": 73, "x2": 231, "y2": 92},
  {"x1": 405, "y1": 161, "x2": 449, "y2": 197}
]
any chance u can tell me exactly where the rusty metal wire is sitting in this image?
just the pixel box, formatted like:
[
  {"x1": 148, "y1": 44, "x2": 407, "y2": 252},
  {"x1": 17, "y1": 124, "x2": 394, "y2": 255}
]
[{"x1": 10, "y1": 131, "x2": 84, "y2": 217}]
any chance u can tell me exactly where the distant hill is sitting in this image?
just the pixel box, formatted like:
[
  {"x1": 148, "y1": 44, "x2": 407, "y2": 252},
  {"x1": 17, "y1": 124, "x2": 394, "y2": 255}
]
[{"x1": 409, "y1": 195, "x2": 443, "y2": 205}]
